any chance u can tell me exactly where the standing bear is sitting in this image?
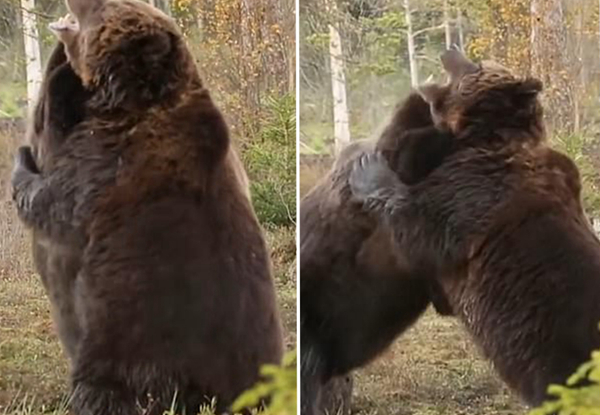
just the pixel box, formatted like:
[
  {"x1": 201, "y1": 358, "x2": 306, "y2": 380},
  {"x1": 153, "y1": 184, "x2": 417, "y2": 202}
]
[
  {"x1": 300, "y1": 91, "x2": 455, "y2": 415},
  {"x1": 22, "y1": 41, "x2": 90, "y2": 363},
  {"x1": 350, "y1": 49, "x2": 600, "y2": 406},
  {"x1": 12, "y1": 0, "x2": 283, "y2": 414}
]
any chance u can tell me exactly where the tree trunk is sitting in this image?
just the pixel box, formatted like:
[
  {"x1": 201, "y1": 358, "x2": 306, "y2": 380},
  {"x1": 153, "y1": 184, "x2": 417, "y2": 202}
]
[
  {"x1": 328, "y1": 15, "x2": 351, "y2": 155},
  {"x1": 403, "y1": 0, "x2": 418, "y2": 87},
  {"x1": 149, "y1": 0, "x2": 171, "y2": 15},
  {"x1": 574, "y1": 1, "x2": 585, "y2": 132},
  {"x1": 530, "y1": 0, "x2": 574, "y2": 134},
  {"x1": 163, "y1": 0, "x2": 171, "y2": 16},
  {"x1": 443, "y1": 0, "x2": 452, "y2": 49},
  {"x1": 195, "y1": 4, "x2": 204, "y2": 41},
  {"x1": 457, "y1": 0, "x2": 464, "y2": 50},
  {"x1": 289, "y1": 52, "x2": 296, "y2": 95},
  {"x1": 20, "y1": 0, "x2": 42, "y2": 109}
]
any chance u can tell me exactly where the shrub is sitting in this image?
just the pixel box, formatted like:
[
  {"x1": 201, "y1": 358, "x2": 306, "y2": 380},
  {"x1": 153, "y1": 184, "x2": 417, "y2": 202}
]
[
  {"x1": 159, "y1": 350, "x2": 297, "y2": 415},
  {"x1": 243, "y1": 94, "x2": 296, "y2": 228},
  {"x1": 232, "y1": 350, "x2": 297, "y2": 415},
  {"x1": 552, "y1": 133, "x2": 600, "y2": 216},
  {"x1": 0, "y1": 82, "x2": 26, "y2": 118},
  {"x1": 529, "y1": 325, "x2": 600, "y2": 415}
]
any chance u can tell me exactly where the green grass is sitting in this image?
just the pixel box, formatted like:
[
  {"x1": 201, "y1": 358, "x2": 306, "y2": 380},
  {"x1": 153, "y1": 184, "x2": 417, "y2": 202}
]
[
  {"x1": 352, "y1": 309, "x2": 525, "y2": 415},
  {"x1": 0, "y1": 83, "x2": 26, "y2": 119}
]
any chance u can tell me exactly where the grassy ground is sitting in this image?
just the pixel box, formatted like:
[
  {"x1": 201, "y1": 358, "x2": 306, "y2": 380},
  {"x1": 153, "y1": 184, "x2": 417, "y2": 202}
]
[
  {"x1": 300, "y1": 161, "x2": 527, "y2": 415},
  {"x1": 0, "y1": 182, "x2": 297, "y2": 414},
  {"x1": 351, "y1": 309, "x2": 526, "y2": 415}
]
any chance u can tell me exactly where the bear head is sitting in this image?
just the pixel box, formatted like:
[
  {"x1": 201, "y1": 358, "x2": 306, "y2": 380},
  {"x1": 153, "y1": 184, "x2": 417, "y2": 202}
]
[
  {"x1": 50, "y1": 0, "x2": 200, "y2": 113},
  {"x1": 418, "y1": 49, "x2": 545, "y2": 145}
]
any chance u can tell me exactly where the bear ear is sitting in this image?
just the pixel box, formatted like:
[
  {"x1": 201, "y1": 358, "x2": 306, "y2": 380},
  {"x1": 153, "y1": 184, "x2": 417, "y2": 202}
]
[
  {"x1": 440, "y1": 49, "x2": 479, "y2": 82},
  {"x1": 66, "y1": 0, "x2": 105, "y2": 26},
  {"x1": 518, "y1": 78, "x2": 543, "y2": 96},
  {"x1": 417, "y1": 83, "x2": 444, "y2": 104}
]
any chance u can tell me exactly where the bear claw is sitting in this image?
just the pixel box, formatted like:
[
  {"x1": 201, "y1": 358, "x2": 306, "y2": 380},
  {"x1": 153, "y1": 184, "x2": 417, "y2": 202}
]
[{"x1": 349, "y1": 151, "x2": 399, "y2": 203}]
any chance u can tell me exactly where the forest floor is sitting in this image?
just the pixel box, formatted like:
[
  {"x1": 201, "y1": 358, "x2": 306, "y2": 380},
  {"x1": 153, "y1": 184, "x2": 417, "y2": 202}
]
[
  {"x1": 351, "y1": 309, "x2": 526, "y2": 415},
  {"x1": 0, "y1": 195, "x2": 297, "y2": 414}
]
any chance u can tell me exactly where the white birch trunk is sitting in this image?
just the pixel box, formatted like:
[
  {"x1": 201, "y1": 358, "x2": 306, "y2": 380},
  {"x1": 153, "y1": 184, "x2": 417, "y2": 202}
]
[
  {"x1": 531, "y1": 0, "x2": 574, "y2": 133},
  {"x1": 457, "y1": 0, "x2": 464, "y2": 50},
  {"x1": 20, "y1": 0, "x2": 42, "y2": 108},
  {"x1": 403, "y1": 0, "x2": 419, "y2": 87},
  {"x1": 329, "y1": 22, "x2": 350, "y2": 155},
  {"x1": 149, "y1": 0, "x2": 170, "y2": 15},
  {"x1": 443, "y1": 0, "x2": 452, "y2": 49},
  {"x1": 163, "y1": 0, "x2": 171, "y2": 16}
]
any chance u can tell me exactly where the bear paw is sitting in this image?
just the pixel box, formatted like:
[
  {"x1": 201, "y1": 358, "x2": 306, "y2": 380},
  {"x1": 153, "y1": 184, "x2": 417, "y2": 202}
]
[
  {"x1": 11, "y1": 146, "x2": 40, "y2": 206},
  {"x1": 349, "y1": 151, "x2": 405, "y2": 210}
]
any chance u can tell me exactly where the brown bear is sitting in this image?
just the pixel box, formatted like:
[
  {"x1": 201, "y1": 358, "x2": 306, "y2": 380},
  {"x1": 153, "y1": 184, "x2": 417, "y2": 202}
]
[
  {"x1": 300, "y1": 91, "x2": 455, "y2": 415},
  {"x1": 349, "y1": 49, "x2": 600, "y2": 406},
  {"x1": 12, "y1": 0, "x2": 283, "y2": 414},
  {"x1": 22, "y1": 41, "x2": 90, "y2": 362}
]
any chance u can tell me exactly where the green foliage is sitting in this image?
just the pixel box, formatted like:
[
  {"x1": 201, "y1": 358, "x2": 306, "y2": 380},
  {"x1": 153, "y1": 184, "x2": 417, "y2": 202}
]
[
  {"x1": 232, "y1": 350, "x2": 297, "y2": 415},
  {"x1": 0, "y1": 82, "x2": 25, "y2": 117},
  {"x1": 551, "y1": 133, "x2": 600, "y2": 216},
  {"x1": 351, "y1": 11, "x2": 407, "y2": 77},
  {"x1": 244, "y1": 94, "x2": 296, "y2": 228},
  {"x1": 529, "y1": 325, "x2": 600, "y2": 415},
  {"x1": 305, "y1": 32, "x2": 330, "y2": 50}
]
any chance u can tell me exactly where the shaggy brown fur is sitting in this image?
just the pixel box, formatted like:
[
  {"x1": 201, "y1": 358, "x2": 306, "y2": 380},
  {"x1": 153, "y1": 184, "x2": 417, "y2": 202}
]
[
  {"x1": 300, "y1": 92, "x2": 454, "y2": 415},
  {"x1": 12, "y1": 1, "x2": 283, "y2": 413},
  {"x1": 27, "y1": 42, "x2": 90, "y2": 170},
  {"x1": 350, "y1": 50, "x2": 600, "y2": 406},
  {"x1": 376, "y1": 92, "x2": 455, "y2": 184},
  {"x1": 22, "y1": 42, "x2": 90, "y2": 363}
]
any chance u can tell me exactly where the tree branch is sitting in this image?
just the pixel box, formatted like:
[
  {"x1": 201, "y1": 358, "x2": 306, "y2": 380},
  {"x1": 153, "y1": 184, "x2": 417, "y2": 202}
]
[{"x1": 412, "y1": 24, "x2": 445, "y2": 38}]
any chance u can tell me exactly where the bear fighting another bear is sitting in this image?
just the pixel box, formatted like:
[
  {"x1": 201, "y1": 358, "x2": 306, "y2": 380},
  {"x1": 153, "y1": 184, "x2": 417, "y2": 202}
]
[
  {"x1": 11, "y1": 0, "x2": 600, "y2": 411},
  {"x1": 300, "y1": 90, "x2": 456, "y2": 415},
  {"x1": 350, "y1": 49, "x2": 600, "y2": 406},
  {"x1": 12, "y1": 0, "x2": 283, "y2": 414}
]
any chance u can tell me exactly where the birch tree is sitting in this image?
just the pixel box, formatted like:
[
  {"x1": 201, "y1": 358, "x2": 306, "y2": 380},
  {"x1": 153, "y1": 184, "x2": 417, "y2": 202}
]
[
  {"x1": 456, "y1": 0, "x2": 464, "y2": 49},
  {"x1": 530, "y1": 0, "x2": 574, "y2": 134},
  {"x1": 328, "y1": 1, "x2": 350, "y2": 156},
  {"x1": 20, "y1": 0, "x2": 42, "y2": 108},
  {"x1": 149, "y1": 0, "x2": 171, "y2": 15},
  {"x1": 443, "y1": 0, "x2": 452, "y2": 49},
  {"x1": 401, "y1": 0, "x2": 448, "y2": 86},
  {"x1": 403, "y1": 0, "x2": 419, "y2": 87}
]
